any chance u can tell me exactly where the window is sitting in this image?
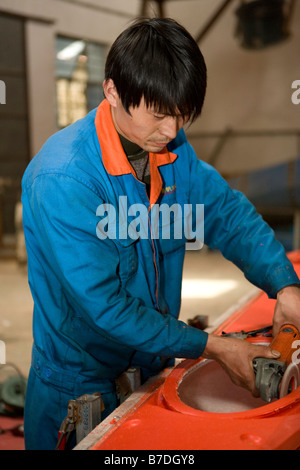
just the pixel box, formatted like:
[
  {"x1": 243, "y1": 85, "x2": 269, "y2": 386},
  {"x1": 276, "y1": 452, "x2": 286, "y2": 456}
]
[
  {"x1": 0, "y1": 13, "x2": 29, "y2": 236},
  {"x1": 55, "y1": 37, "x2": 107, "y2": 128}
]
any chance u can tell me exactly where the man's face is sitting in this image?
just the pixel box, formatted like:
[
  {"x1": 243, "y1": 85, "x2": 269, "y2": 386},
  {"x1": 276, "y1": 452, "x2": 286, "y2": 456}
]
[{"x1": 110, "y1": 92, "x2": 187, "y2": 153}]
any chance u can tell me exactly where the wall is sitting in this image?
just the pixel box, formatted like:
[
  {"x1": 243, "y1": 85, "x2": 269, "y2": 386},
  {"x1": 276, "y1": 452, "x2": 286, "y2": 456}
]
[
  {"x1": 182, "y1": 1, "x2": 300, "y2": 175},
  {"x1": 0, "y1": 0, "x2": 299, "y2": 170},
  {"x1": 0, "y1": 0, "x2": 139, "y2": 157}
]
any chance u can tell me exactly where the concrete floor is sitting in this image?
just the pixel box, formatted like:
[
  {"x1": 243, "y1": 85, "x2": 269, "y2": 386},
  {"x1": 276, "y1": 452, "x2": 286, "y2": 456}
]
[{"x1": 0, "y1": 246, "x2": 257, "y2": 381}]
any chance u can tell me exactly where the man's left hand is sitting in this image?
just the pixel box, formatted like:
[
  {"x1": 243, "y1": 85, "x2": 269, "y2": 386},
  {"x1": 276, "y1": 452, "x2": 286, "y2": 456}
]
[{"x1": 273, "y1": 285, "x2": 300, "y2": 336}]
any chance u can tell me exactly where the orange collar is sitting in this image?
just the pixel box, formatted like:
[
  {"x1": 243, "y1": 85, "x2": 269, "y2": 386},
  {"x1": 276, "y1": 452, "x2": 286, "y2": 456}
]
[{"x1": 94, "y1": 99, "x2": 178, "y2": 205}]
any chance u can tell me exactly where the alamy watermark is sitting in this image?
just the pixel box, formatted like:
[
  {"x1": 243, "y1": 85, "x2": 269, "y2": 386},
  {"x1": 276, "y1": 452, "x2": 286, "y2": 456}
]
[
  {"x1": 0, "y1": 340, "x2": 6, "y2": 364},
  {"x1": 292, "y1": 340, "x2": 300, "y2": 366},
  {"x1": 96, "y1": 196, "x2": 204, "y2": 249},
  {"x1": 291, "y1": 80, "x2": 300, "y2": 105},
  {"x1": 0, "y1": 80, "x2": 6, "y2": 105}
]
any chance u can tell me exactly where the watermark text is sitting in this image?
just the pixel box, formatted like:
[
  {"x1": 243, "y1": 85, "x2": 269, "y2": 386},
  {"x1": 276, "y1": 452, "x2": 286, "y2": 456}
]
[
  {"x1": 0, "y1": 340, "x2": 6, "y2": 364},
  {"x1": 0, "y1": 80, "x2": 6, "y2": 105},
  {"x1": 291, "y1": 80, "x2": 300, "y2": 105},
  {"x1": 96, "y1": 196, "x2": 204, "y2": 249},
  {"x1": 292, "y1": 340, "x2": 300, "y2": 366}
]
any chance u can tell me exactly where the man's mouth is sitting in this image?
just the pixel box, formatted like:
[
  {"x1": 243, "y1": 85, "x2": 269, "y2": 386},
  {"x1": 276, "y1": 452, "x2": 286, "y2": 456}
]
[{"x1": 151, "y1": 141, "x2": 169, "y2": 147}]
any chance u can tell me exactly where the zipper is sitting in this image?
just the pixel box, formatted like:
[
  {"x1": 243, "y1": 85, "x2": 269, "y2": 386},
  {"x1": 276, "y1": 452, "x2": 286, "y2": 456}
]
[
  {"x1": 131, "y1": 173, "x2": 161, "y2": 312},
  {"x1": 147, "y1": 205, "x2": 160, "y2": 312}
]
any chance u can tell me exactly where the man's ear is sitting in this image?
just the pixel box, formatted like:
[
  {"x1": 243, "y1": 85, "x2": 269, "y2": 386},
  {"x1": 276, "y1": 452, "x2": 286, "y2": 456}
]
[{"x1": 103, "y1": 79, "x2": 119, "y2": 108}]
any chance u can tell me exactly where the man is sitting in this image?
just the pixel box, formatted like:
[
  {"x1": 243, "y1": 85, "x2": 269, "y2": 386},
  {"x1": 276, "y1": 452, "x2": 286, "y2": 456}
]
[{"x1": 22, "y1": 17, "x2": 300, "y2": 450}]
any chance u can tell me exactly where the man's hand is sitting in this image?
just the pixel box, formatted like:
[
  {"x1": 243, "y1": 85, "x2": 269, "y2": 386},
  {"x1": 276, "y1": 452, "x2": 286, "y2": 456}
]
[
  {"x1": 273, "y1": 285, "x2": 300, "y2": 337},
  {"x1": 202, "y1": 334, "x2": 281, "y2": 397}
]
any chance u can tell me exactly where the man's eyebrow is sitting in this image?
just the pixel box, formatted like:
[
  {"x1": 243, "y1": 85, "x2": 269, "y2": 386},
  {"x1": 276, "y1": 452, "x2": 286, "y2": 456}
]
[{"x1": 150, "y1": 108, "x2": 187, "y2": 118}]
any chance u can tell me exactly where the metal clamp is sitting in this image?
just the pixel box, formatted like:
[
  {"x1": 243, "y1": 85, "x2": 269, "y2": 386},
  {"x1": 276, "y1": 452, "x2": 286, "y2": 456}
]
[{"x1": 55, "y1": 393, "x2": 104, "y2": 450}]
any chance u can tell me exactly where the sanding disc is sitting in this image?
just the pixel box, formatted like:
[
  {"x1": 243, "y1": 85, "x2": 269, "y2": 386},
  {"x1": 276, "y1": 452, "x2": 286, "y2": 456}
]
[{"x1": 279, "y1": 363, "x2": 300, "y2": 399}]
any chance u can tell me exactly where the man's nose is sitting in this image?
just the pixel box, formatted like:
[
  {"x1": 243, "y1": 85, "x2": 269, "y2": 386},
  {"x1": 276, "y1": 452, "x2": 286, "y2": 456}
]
[{"x1": 160, "y1": 116, "x2": 181, "y2": 140}]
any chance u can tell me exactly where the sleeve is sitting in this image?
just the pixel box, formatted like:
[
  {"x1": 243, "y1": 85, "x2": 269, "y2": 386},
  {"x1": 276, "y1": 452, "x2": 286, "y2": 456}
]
[
  {"x1": 25, "y1": 173, "x2": 208, "y2": 359},
  {"x1": 187, "y1": 145, "x2": 300, "y2": 299}
]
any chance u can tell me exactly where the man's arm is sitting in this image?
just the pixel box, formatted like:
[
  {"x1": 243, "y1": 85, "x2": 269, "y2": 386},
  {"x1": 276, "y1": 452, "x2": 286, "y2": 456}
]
[{"x1": 22, "y1": 173, "x2": 208, "y2": 361}]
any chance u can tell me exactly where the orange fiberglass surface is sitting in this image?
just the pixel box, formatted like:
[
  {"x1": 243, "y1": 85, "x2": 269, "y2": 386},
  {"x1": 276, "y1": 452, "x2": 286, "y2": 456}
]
[{"x1": 75, "y1": 251, "x2": 300, "y2": 451}]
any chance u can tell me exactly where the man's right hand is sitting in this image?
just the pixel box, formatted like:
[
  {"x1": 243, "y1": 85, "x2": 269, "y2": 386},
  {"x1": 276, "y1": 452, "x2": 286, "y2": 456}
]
[{"x1": 202, "y1": 334, "x2": 281, "y2": 397}]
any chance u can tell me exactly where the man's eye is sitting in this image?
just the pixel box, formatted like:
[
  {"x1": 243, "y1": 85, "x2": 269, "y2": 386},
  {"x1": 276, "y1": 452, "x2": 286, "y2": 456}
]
[{"x1": 154, "y1": 115, "x2": 164, "y2": 120}]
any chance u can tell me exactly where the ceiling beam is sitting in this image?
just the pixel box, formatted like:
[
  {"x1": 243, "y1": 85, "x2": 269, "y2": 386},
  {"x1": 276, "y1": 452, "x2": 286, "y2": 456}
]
[
  {"x1": 140, "y1": 0, "x2": 165, "y2": 18},
  {"x1": 195, "y1": 0, "x2": 236, "y2": 44}
]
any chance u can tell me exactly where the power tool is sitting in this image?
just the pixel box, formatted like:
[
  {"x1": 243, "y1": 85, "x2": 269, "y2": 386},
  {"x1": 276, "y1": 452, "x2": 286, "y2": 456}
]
[{"x1": 253, "y1": 324, "x2": 300, "y2": 403}]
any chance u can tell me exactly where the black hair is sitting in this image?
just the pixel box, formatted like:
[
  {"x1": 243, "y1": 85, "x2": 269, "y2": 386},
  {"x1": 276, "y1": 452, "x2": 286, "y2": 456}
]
[{"x1": 104, "y1": 17, "x2": 207, "y2": 123}]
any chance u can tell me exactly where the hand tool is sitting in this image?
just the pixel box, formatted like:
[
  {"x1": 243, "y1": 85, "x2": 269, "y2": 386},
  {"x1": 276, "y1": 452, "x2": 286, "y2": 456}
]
[
  {"x1": 253, "y1": 324, "x2": 300, "y2": 403},
  {"x1": 221, "y1": 325, "x2": 273, "y2": 340}
]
